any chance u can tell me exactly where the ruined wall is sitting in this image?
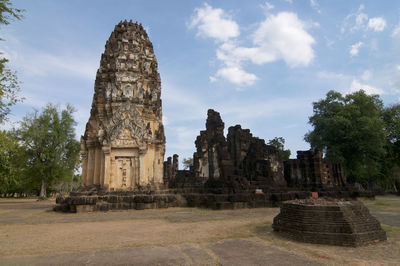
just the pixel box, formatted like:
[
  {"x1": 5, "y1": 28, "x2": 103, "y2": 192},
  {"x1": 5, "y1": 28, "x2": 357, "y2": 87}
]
[
  {"x1": 188, "y1": 109, "x2": 285, "y2": 189},
  {"x1": 163, "y1": 154, "x2": 179, "y2": 184},
  {"x1": 284, "y1": 149, "x2": 346, "y2": 188},
  {"x1": 81, "y1": 20, "x2": 165, "y2": 191},
  {"x1": 227, "y1": 125, "x2": 286, "y2": 187},
  {"x1": 242, "y1": 139, "x2": 286, "y2": 187},
  {"x1": 193, "y1": 110, "x2": 233, "y2": 183},
  {"x1": 227, "y1": 125, "x2": 253, "y2": 173}
]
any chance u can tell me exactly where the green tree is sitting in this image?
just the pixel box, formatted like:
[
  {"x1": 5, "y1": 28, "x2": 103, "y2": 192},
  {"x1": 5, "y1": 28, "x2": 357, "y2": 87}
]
[
  {"x1": 182, "y1": 157, "x2": 193, "y2": 170},
  {"x1": 268, "y1": 137, "x2": 291, "y2": 161},
  {"x1": 0, "y1": 0, "x2": 22, "y2": 27},
  {"x1": 305, "y1": 90, "x2": 386, "y2": 188},
  {"x1": 0, "y1": 0, "x2": 23, "y2": 123},
  {"x1": 0, "y1": 129, "x2": 23, "y2": 195},
  {"x1": 0, "y1": 61, "x2": 21, "y2": 123},
  {"x1": 15, "y1": 104, "x2": 80, "y2": 197},
  {"x1": 380, "y1": 104, "x2": 400, "y2": 191}
]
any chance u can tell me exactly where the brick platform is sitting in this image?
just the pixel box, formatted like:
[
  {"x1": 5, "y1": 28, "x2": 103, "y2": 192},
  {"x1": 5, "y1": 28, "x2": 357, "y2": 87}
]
[
  {"x1": 272, "y1": 198, "x2": 387, "y2": 246},
  {"x1": 55, "y1": 184, "x2": 374, "y2": 213}
]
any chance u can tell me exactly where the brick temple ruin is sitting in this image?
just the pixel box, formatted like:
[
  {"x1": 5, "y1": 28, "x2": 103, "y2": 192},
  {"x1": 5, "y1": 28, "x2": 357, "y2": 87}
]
[
  {"x1": 164, "y1": 109, "x2": 347, "y2": 192},
  {"x1": 55, "y1": 20, "x2": 371, "y2": 212}
]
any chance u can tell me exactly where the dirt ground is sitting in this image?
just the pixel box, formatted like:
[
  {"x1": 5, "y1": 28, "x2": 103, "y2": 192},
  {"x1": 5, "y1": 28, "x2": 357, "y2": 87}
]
[{"x1": 0, "y1": 195, "x2": 399, "y2": 265}]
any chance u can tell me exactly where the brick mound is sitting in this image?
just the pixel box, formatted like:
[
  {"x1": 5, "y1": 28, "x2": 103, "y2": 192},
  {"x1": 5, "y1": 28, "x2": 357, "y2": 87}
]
[{"x1": 272, "y1": 198, "x2": 387, "y2": 246}]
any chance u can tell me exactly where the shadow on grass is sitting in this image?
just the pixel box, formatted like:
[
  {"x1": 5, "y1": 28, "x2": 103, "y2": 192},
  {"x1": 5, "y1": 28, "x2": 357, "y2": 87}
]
[
  {"x1": 381, "y1": 224, "x2": 400, "y2": 239},
  {"x1": 361, "y1": 195, "x2": 400, "y2": 211}
]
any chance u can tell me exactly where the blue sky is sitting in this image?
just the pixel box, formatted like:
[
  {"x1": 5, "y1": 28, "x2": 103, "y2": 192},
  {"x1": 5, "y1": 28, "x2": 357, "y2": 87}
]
[{"x1": 1, "y1": 0, "x2": 400, "y2": 162}]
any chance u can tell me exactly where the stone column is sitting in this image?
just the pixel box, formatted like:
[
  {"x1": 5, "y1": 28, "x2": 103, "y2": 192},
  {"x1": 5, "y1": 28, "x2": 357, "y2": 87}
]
[
  {"x1": 99, "y1": 150, "x2": 105, "y2": 186},
  {"x1": 80, "y1": 137, "x2": 88, "y2": 186},
  {"x1": 166, "y1": 157, "x2": 172, "y2": 182},
  {"x1": 139, "y1": 153, "x2": 145, "y2": 186},
  {"x1": 110, "y1": 158, "x2": 116, "y2": 189},
  {"x1": 93, "y1": 147, "x2": 101, "y2": 184},
  {"x1": 135, "y1": 157, "x2": 140, "y2": 186},
  {"x1": 86, "y1": 141, "x2": 95, "y2": 185},
  {"x1": 81, "y1": 152, "x2": 88, "y2": 186},
  {"x1": 102, "y1": 146, "x2": 111, "y2": 190},
  {"x1": 172, "y1": 154, "x2": 179, "y2": 181},
  {"x1": 130, "y1": 157, "x2": 135, "y2": 189}
]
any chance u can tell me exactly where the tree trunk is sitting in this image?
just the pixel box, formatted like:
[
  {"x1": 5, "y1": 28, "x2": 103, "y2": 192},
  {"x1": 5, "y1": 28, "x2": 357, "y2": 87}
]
[{"x1": 39, "y1": 179, "x2": 47, "y2": 198}]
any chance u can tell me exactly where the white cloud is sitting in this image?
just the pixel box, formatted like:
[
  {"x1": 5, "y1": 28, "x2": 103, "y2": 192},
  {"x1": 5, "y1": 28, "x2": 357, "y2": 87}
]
[
  {"x1": 310, "y1": 0, "x2": 321, "y2": 14},
  {"x1": 209, "y1": 76, "x2": 217, "y2": 83},
  {"x1": 189, "y1": 5, "x2": 315, "y2": 87},
  {"x1": 341, "y1": 5, "x2": 368, "y2": 33},
  {"x1": 261, "y1": 2, "x2": 274, "y2": 11},
  {"x1": 342, "y1": 6, "x2": 387, "y2": 34},
  {"x1": 216, "y1": 12, "x2": 315, "y2": 68},
  {"x1": 397, "y1": 65, "x2": 400, "y2": 71},
  {"x1": 361, "y1": 70, "x2": 371, "y2": 81},
  {"x1": 355, "y1": 13, "x2": 368, "y2": 30},
  {"x1": 189, "y1": 3, "x2": 239, "y2": 42},
  {"x1": 392, "y1": 23, "x2": 400, "y2": 37},
  {"x1": 349, "y1": 42, "x2": 363, "y2": 56},
  {"x1": 252, "y1": 12, "x2": 315, "y2": 67},
  {"x1": 348, "y1": 79, "x2": 384, "y2": 95},
  {"x1": 216, "y1": 66, "x2": 258, "y2": 86},
  {"x1": 354, "y1": 6, "x2": 368, "y2": 31},
  {"x1": 283, "y1": 0, "x2": 293, "y2": 3},
  {"x1": 217, "y1": 43, "x2": 264, "y2": 66},
  {"x1": 368, "y1": 17, "x2": 386, "y2": 32}
]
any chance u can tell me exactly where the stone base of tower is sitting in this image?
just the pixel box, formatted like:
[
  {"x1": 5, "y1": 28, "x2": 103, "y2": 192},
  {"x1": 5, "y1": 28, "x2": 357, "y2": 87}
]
[{"x1": 54, "y1": 185, "x2": 187, "y2": 213}]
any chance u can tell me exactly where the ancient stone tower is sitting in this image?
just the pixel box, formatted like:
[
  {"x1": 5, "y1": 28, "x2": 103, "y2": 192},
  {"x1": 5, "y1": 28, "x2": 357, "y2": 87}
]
[{"x1": 80, "y1": 20, "x2": 165, "y2": 190}]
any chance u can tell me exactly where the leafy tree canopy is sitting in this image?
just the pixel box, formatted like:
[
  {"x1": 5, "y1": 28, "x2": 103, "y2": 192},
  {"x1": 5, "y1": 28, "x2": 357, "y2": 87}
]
[
  {"x1": 15, "y1": 104, "x2": 80, "y2": 197},
  {"x1": 268, "y1": 137, "x2": 291, "y2": 161},
  {"x1": 182, "y1": 157, "x2": 193, "y2": 170},
  {"x1": 305, "y1": 90, "x2": 386, "y2": 187},
  {"x1": 0, "y1": 60, "x2": 21, "y2": 123},
  {"x1": 0, "y1": 129, "x2": 23, "y2": 194},
  {"x1": 0, "y1": 0, "x2": 23, "y2": 27},
  {"x1": 0, "y1": 0, "x2": 23, "y2": 123},
  {"x1": 380, "y1": 104, "x2": 400, "y2": 191}
]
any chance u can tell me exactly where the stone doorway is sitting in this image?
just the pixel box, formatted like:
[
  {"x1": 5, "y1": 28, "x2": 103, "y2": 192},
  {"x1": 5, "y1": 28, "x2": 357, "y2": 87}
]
[{"x1": 116, "y1": 157, "x2": 138, "y2": 189}]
